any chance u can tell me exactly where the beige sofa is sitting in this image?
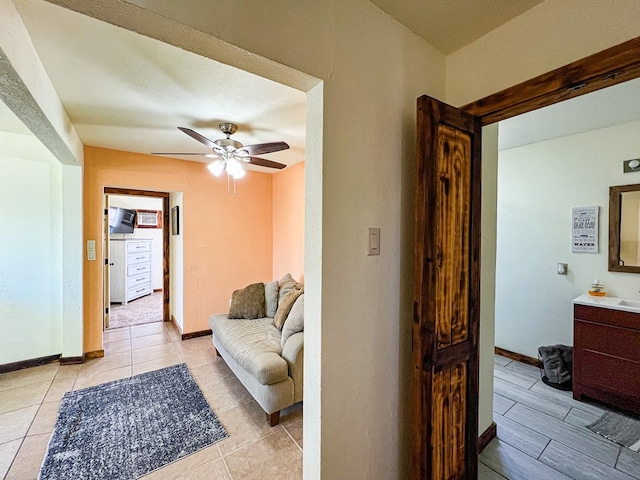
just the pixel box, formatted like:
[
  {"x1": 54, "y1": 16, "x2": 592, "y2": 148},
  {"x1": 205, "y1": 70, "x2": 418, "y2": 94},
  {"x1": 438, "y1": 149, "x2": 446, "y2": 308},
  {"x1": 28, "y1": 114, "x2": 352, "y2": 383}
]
[{"x1": 209, "y1": 275, "x2": 304, "y2": 426}]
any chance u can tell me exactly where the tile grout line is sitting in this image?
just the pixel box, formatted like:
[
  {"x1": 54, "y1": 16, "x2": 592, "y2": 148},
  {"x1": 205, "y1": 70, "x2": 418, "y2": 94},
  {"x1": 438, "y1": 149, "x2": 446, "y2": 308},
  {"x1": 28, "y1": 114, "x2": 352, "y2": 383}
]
[
  {"x1": 479, "y1": 460, "x2": 508, "y2": 480},
  {"x1": 535, "y1": 437, "x2": 552, "y2": 460},
  {"x1": 613, "y1": 445, "x2": 623, "y2": 470},
  {"x1": 494, "y1": 410, "x2": 550, "y2": 462},
  {"x1": 3, "y1": 436, "x2": 26, "y2": 480},
  {"x1": 218, "y1": 429, "x2": 282, "y2": 458},
  {"x1": 282, "y1": 421, "x2": 303, "y2": 452},
  {"x1": 217, "y1": 444, "x2": 234, "y2": 480}
]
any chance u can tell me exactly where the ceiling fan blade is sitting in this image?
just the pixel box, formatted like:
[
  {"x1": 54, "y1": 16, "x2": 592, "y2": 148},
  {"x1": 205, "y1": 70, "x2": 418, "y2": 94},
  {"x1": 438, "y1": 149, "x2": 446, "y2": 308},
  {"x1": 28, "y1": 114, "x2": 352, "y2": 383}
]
[
  {"x1": 177, "y1": 127, "x2": 225, "y2": 154},
  {"x1": 245, "y1": 156, "x2": 286, "y2": 169},
  {"x1": 151, "y1": 152, "x2": 211, "y2": 156},
  {"x1": 239, "y1": 141, "x2": 289, "y2": 156}
]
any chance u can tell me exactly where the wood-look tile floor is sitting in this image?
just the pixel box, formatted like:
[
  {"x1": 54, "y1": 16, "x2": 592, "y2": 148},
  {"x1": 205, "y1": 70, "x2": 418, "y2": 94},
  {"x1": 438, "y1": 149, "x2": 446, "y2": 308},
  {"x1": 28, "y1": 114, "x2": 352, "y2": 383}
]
[
  {"x1": 480, "y1": 355, "x2": 640, "y2": 480},
  {"x1": 0, "y1": 322, "x2": 302, "y2": 480}
]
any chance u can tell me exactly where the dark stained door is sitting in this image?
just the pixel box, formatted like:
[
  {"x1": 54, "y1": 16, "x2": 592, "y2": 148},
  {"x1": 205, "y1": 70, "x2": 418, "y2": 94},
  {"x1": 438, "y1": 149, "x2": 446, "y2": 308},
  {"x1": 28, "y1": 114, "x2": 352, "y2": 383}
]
[{"x1": 413, "y1": 95, "x2": 481, "y2": 479}]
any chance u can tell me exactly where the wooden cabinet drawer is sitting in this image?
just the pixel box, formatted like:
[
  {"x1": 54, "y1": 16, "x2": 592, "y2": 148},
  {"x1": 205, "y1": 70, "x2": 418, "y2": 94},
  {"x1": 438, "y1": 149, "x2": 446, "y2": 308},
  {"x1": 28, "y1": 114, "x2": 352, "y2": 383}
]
[
  {"x1": 575, "y1": 350, "x2": 640, "y2": 395},
  {"x1": 128, "y1": 262, "x2": 151, "y2": 277},
  {"x1": 574, "y1": 304, "x2": 640, "y2": 330},
  {"x1": 575, "y1": 320, "x2": 640, "y2": 362},
  {"x1": 127, "y1": 241, "x2": 151, "y2": 253},
  {"x1": 128, "y1": 252, "x2": 151, "y2": 265}
]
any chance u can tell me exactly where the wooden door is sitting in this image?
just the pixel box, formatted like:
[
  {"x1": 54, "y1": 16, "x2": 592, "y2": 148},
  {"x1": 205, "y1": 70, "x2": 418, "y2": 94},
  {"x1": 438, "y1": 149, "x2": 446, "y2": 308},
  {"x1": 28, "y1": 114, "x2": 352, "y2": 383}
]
[{"x1": 413, "y1": 95, "x2": 481, "y2": 479}]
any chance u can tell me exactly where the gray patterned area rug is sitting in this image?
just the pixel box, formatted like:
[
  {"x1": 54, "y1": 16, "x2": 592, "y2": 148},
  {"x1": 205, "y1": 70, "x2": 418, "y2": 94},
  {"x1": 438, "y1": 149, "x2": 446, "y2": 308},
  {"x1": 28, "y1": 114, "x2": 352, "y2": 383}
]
[
  {"x1": 39, "y1": 363, "x2": 228, "y2": 480},
  {"x1": 587, "y1": 411, "x2": 640, "y2": 452}
]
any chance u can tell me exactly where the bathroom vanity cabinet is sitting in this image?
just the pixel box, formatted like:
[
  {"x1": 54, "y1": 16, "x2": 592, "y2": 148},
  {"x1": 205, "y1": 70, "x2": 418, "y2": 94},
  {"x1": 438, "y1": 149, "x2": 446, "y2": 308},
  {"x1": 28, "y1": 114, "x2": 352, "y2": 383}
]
[{"x1": 573, "y1": 296, "x2": 640, "y2": 415}]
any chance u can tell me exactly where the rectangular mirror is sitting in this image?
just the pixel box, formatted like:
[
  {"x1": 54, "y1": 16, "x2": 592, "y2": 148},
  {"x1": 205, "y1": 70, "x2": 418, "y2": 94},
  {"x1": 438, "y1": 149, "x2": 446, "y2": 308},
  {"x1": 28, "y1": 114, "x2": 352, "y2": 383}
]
[{"x1": 609, "y1": 183, "x2": 640, "y2": 273}]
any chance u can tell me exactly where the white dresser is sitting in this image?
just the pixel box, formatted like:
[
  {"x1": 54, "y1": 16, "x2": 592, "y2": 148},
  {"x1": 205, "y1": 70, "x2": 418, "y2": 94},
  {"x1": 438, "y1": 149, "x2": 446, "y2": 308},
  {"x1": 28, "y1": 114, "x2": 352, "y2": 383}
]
[{"x1": 109, "y1": 239, "x2": 153, "y2": 304}]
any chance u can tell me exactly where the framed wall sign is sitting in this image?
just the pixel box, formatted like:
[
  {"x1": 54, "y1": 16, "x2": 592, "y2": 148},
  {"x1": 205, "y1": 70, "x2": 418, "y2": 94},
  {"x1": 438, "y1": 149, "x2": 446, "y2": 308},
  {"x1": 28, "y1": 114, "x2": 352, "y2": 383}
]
[
  {"x1": 572, "y1": 206, "x2": 599, "y2": 253},
  {"x1": 136, "y1": 209, "x2": 161, "y2": 228}
]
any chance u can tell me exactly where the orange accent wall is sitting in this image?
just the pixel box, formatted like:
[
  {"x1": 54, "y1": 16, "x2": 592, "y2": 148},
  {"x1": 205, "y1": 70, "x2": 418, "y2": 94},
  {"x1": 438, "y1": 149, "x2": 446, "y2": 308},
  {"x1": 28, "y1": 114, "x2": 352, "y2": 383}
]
[
  {"x1": 83, "y1": 146, "x2": 273, "y2": 352},
  {"x1": 272, "y1": 162, "x2": 305, "y2": 283}
]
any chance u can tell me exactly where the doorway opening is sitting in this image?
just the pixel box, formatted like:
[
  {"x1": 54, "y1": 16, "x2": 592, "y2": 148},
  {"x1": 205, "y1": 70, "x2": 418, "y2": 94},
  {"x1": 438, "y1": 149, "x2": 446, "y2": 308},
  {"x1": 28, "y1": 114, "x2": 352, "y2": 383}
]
[{"x1": 104, "y1": 188, "x2": 170, "y2": 331}]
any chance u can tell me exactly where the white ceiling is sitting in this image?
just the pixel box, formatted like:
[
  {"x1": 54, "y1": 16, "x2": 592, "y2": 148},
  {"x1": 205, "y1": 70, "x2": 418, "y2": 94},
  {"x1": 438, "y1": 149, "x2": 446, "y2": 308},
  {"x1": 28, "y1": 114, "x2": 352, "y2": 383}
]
[
  {"x1": 13, "y1": 0, "x2": 307, "y2": 172},
  {"x1": 4, "y1": 0, "x2": 640, "y2": 166}
]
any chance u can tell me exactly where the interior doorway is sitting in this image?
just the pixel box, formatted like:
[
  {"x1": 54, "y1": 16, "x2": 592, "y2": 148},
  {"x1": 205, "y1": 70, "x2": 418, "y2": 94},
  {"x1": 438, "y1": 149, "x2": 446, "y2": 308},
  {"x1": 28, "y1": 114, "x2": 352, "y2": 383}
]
[{"x1": 103, "y1": 188, "x2": 170, "y2": 331}]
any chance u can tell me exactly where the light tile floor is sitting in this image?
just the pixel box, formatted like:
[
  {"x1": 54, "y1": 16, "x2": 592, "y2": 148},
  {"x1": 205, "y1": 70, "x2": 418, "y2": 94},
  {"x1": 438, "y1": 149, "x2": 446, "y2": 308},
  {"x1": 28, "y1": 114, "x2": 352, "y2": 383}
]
[
  {"x1": 480, "y1": 355, "x2": 640, "y2": 480},
  {"x1": 0, "y1": 321, "x2": 303, "y2": 480}
]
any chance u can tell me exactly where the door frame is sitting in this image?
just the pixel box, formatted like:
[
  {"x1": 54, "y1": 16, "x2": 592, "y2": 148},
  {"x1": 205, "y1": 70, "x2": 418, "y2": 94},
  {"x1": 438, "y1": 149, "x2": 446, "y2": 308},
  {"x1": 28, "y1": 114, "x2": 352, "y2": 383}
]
[
  {"x1": 458, "y1": 35, "x2": 640, "y2": 449},
  {"x1": 462, "y1": 36, "x2": 640, "y2": 125},
  {"x1": 104, "y1": 187, "x2": 171, "y2": 324}
]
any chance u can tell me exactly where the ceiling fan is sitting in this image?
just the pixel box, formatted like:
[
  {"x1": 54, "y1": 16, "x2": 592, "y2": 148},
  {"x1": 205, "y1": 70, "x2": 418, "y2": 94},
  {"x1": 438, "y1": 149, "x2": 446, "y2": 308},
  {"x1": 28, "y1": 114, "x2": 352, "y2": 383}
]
[{"x1": 152, "y1": 122, "x2": 289, "y2": 182}]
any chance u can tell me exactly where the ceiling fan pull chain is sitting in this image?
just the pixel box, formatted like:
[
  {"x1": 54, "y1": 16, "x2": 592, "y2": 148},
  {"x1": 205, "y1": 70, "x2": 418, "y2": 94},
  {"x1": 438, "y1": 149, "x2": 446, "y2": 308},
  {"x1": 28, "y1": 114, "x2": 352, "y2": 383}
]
[
  {"x1": 227, "y1": 172, "x2": 231, "y2": 194},
  {"x1": 233, "y1": 177, "x2": 237, "y2": 195}
]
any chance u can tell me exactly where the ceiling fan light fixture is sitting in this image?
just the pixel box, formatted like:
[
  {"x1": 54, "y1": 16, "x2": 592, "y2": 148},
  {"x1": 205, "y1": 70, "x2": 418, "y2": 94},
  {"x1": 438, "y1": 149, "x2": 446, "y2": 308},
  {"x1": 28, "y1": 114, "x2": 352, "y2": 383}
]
[
  {"x1": 231, "y1": 167, "x2": 246, "y2": 179},
  {"x1": 226, "y1": 157, "x2": 245, "y2": 179},
  {"x1": 158, "y1": 124, "x2": 288, "y2": 191},
  {"x1": 207, "y1": 160, "x2": 225, "y2": 176}
]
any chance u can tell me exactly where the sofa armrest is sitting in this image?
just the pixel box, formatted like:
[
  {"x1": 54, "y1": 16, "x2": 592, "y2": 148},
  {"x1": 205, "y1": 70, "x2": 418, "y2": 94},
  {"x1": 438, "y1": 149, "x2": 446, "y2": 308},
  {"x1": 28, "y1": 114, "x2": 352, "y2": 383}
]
[{"x1": 281, "y1": 332, "x2": 303, "y2": 403}]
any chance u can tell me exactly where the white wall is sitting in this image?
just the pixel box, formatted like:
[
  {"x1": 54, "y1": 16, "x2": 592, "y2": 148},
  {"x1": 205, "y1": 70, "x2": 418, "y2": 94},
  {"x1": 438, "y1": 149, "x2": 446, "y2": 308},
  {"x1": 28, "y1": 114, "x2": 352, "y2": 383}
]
[
  {"x1": 495, "y1": 120, "x2": 640, "y2": 358},
  {"x1": 60, "y1": 164, "x2": 83, "y2": 358},
  {"x1": 0, "y1": 132, "x2": 60, "y2": 363},
  {"x1": 169, "y1": 192, "x2": 184, "y2": 332},
  {"x1": 108, "y1": 195, "x2": 164, "y2": 290}
]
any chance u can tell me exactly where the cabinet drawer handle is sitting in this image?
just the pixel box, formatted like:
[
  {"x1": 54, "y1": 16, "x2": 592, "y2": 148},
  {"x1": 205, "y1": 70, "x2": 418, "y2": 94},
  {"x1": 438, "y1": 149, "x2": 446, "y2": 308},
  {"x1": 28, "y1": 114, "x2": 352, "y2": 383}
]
[
  {"x1": 135, "y1": 256, "x2": 145, "y2": 260},
  {"x1": 135, "y1": 288, "x2": 145, "y2": 293},
  {"x1": 135, "y1": 277, "x2": 145, "y2": 282},
  {"x1": 136, "y1": 267, "x2": 145, "y2": 271}
]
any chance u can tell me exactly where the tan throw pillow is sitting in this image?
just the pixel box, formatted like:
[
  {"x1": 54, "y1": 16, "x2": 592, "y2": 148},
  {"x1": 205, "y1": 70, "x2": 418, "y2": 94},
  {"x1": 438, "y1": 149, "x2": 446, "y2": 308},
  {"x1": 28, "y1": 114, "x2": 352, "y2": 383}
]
[
  {"x1": 278, "y1": 273, "x2": 298, "y2": 305},
  {"x1": 273, "y1": 288, "x2": 303, "y2": 330},
  {"x1": 281, "y1": 294, "x2": 304, "y2": 348},
  {"x1": 228, "y1": 283, "x2": 266, "y2": 319}
]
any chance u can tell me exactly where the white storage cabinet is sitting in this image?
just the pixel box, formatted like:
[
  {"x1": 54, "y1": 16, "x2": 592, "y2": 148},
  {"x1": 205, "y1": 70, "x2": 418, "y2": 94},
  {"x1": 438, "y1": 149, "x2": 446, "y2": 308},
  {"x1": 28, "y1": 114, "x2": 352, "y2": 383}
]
[{"x1": 109, "y1": 239, "x2": 153, "y2": 304}]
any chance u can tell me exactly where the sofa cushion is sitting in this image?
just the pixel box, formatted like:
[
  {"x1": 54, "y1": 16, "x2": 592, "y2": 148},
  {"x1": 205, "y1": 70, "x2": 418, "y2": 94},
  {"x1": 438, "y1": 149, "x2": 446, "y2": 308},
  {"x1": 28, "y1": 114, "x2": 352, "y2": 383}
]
[
  {"x1": 228, "y1": 283, "x2": 266, "y2": 319},
  {"x1": 274, "y1": 287, "x2": 303, "y2": 330},
  {"x1": 210, "y1": 315, "x2": 288, "y2": 385},
  {"x1": 281, "y1": 294, "x2": 304, "y2": 348},
  {"x1": 264, "y1": 280, "x2": 279, "y2": 318}
]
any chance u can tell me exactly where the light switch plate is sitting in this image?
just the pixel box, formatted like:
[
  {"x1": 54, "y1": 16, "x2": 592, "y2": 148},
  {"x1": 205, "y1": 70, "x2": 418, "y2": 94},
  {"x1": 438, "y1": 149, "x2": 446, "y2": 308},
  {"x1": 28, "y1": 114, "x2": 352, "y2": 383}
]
[
  {"x1": 367, "y1": 228, "x2": 380, "y2": 256},
  {"x1": 557, "y1": 263, "x2": 567, "y2": 275},
  {"x1": 87, "y1": 240, "x2": 96, "y2": 251}
]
